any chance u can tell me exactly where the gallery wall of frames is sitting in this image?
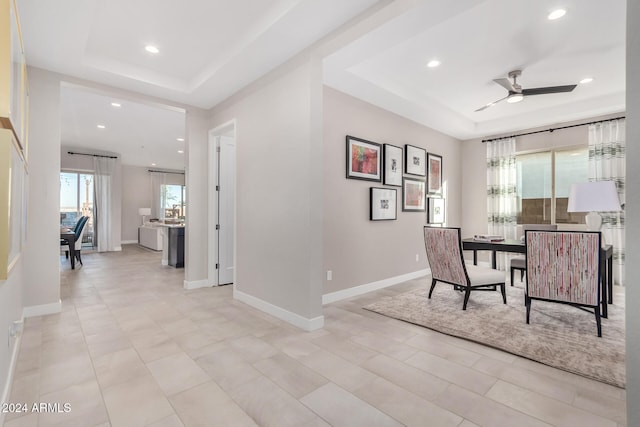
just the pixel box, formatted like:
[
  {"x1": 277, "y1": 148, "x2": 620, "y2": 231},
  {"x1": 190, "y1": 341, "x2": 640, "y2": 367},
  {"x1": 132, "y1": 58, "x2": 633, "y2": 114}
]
[{"x1": 345, "y1": 135, "x2": 444, "y2": 224}]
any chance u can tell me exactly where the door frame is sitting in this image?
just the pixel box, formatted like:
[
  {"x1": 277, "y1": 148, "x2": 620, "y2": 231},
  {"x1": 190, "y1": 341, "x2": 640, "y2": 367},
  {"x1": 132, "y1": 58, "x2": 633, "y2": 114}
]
[{"x1": 208, "y1": 119, "x2": 237, "y2": 286}]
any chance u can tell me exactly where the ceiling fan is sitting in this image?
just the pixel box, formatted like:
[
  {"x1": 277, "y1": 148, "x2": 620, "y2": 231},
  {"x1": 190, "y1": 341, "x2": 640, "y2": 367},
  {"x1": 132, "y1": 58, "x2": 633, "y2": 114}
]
[{"x1": 475, "y1": 70, "x2": 577, "y2": 112}]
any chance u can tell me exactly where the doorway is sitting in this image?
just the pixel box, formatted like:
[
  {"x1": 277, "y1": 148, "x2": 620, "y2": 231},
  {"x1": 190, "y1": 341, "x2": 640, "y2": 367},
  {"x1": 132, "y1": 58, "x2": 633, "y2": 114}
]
[{"x1": 208, "y1": 121, "x2": 236, "y2": 286}]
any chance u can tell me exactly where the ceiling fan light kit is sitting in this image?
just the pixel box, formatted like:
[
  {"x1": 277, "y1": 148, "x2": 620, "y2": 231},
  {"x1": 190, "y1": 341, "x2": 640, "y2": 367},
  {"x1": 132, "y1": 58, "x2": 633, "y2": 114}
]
[{"x1": 475, "y1": 69, "x2": 578, "y2": 112}]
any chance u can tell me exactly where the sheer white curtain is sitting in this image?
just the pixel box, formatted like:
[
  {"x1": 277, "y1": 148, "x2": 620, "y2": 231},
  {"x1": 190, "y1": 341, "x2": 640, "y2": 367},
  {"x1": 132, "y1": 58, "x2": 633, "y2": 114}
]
[
  {"x1": 486, "y1": 137, "x2": 517, "y2": 270},
  {"x1": 589, "y1": 119, "x2": 625, "y2": 285},
  {"x1": 150, "y1": 172, "x2": 168, "y2": 220},
  {"x1": 93, "y1": 156, "x2": 116, "y2": 252}
]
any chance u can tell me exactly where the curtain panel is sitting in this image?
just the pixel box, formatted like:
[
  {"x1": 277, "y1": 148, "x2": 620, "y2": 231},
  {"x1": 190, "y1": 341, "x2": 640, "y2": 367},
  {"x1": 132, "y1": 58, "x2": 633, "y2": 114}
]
[
  {"x1": 588, "y1": 119, "x2": 625, "y2": 285},
  {"x1": 93, "y1": 156, "x2": 117, "y2": 252},
  {"x1": 486, "y1": 137, "x2": 517, "y2": 270}
]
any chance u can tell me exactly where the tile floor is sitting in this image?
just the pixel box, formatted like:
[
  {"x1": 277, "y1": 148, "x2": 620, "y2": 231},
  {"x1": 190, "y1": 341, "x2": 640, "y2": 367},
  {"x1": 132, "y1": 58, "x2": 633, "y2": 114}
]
[{"x1": 3, "y1": 245, "x2": 626, "y2": 426}]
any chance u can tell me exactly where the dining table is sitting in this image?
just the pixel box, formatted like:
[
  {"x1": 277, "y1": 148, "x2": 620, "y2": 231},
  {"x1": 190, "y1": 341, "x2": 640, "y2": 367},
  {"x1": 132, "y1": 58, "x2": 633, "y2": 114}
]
[
  {"x1": 60, "y1": 228, "x2": 77, "y2": 270},
  {"x1": 461, "y1": 238, "x2": 614, "y2": 318}
]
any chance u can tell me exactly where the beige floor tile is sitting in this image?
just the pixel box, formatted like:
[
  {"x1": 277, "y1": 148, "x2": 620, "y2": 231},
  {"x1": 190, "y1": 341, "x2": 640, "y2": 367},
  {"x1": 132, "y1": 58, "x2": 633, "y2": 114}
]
[
  {"x1": 298, "y1": 349, "x2": 378, "y2": 392},
  {"x1": 486, "y1": 380, "x2": 617, "y2": 427},
  {"x1": 573, "y1": 387, "x2": 627, "y2": 425},
  {"x1": 147, "y1": 414, "x2": 185, "y2": 427},
  {"x1": 129, "y1": 330, "x2": 183, "y2": 363},
  {"x1": 362, "y1": 354, "x2": 450, "y2": 402},
  {"x1": 39, "y1": 351, "x2": 96, "y2": 396},
  {"x1": 405, "y1": 350, "x2": 497, "y2": 395},
  {"x1": 146, "y1": 352, "x2": 210, "y2": 396},
  {"x1": 473, "y1": 356, "x2": 576, "y2": 403},
  {"x1": 435, "y1": 384, "x2": 552, "y2": 427},
  {"x1": 301, "y1": 382, "x2": 402, "y2": 427},
  {"x1": 404, "y1": 333, "x2": 484, "y2": 367},
  {"x1": 93, "y1": 347, "x2": 149, "y2": 389},
  {"x1": 310, "y1": 332, "x2": 379, "y2": 365},
  {"x1": 101, "y1": 374, "x2": 176, "y2": 427},
  {"x1": 253, "y1": 353, "x2": 328, "y2": 398},
  {"x1": 195, "y1": 346, "x2": 263, "y2": 391},
  {"x1": 7, "y1": 246, "x2": 626, "y2": 427},
  {"x1": 37, "y1": 380, "x2": 109, "y2": 427},
  {"x1": 229, "y1": 375, "x2": 318, "y2": 427},
  {"x1": 354, "y1": 376, "x2": 462, "y2": 426},
  {"x1": 169, "y1": 381, "x2": 257, "y2": 427}
]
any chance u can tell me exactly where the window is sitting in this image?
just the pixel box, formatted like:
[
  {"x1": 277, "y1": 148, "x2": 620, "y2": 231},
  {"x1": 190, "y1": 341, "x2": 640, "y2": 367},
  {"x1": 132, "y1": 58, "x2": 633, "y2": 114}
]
[
  {"x1": 60, "y1": 171, "x2": 94, "y2": 247},
  {"x1": 516, "y1": 148, "x2": 588, "y2": 225},
  {"x1": 161, "y1": 184, "x2": 186, "y2": 219}
]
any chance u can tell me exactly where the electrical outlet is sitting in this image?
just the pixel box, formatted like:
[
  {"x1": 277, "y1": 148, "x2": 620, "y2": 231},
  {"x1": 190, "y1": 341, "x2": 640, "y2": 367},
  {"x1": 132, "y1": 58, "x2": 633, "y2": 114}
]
[{"x1": 326, "y1": 270, "x2": 332, "y2": 281}]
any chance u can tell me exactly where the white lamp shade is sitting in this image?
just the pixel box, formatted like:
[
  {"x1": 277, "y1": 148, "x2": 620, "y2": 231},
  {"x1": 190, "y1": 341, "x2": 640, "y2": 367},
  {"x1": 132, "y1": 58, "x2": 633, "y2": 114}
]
[
  {"x1": 567, "y1": 181, "x2": 621, "y2": 212},
  {"x1": 138, "y1": 208, "x2": 151, "y2": 216}
]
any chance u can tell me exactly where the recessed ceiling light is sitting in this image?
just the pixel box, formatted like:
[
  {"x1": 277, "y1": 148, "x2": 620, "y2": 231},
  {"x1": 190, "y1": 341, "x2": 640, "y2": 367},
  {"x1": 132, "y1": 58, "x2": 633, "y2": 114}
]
[
  {"x1": 97, "y1": 124, "x2": 106, "y2": 129},
  {"x1": 548, "y1": 9, "x2": 566, "y2": 20},
  {"x1": 176, "y1": 138, "x2": 184, "y2": 142},
  {"x1": 426, "y1": 59, "x2": 441, "y2": 68},
  {"x1": 580, "y1": 77, "x2": 594, "y2": 84},
  {"x1": 177, "y1": 150, "x2": 184, "y2": 154},
  {"x1": 111, "y1": 102, "x2": 121, "y2": 108},
  {"x1": 145, "y1": 45, "x2": 159, "y2": 54},
  {"x1": 151, "y1": 163, "x2": 157, "y2": 166}
]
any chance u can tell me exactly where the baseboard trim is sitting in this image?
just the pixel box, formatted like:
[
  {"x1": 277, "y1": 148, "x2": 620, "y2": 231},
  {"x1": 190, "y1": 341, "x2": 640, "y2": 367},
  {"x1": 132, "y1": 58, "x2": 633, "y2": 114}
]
[
  {"x1": 0, "y1": 326, "x2": 22, "y2": 427},
  {"x1": 234, "y1": 289, "x2": 324, "y2": 331},
  {"x1": 23, "y1": 300, "x2": 62, "y2": 318},
  {"x1": 183, "y1": 279, "x2": 211, "y2": 290},
  {"x1": 322, "y1": 269, "x2": 430, "y2": 305},
  {"x1": 121, "y1": 240, "x2": 138, "y2": 245}
]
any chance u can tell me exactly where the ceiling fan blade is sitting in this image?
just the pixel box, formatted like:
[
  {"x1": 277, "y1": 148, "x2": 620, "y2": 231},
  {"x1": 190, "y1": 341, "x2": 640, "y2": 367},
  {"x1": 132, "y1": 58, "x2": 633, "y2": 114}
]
[
  {"x1": 493, "y1": 78, "x2": 516, "y2": 92},
  {"x1": 475, "y1": 95, "x2": 510, "y2": 112},
  {"x1": 522, "y1": 84, "x2": 577, "y2": 96}
]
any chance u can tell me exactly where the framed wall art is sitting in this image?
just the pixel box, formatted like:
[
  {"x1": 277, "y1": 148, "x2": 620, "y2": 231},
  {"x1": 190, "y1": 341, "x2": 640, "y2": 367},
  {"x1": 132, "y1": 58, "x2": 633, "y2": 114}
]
[
  {"x1": 427, "y1": 153, "x2": 443, "y2": 195},
  {"x1": 383, "y1": 144, "x2": 403, "y2": 187},
  {"x1": 404, "y1": 144, "x2": 426, "y2": 176},
  {"x1": 402, "y1": 177, "x2": 426, "y2": 212},
  {"x1": 346, "y1": 135, "x2": 381, "y2": 182},
  {"x1": 427, "y1": 197, "x2": 445, "y2": 224},
  {"x1": 370, "y1": 187, "x2": 397, "y2": 221}
]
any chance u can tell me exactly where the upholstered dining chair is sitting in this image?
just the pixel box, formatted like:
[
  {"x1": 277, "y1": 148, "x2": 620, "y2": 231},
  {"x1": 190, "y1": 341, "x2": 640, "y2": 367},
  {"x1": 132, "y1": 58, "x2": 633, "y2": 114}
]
[
  {"x1": 510, "y1": 224, "x2": 558, "y2": 285},
  {"x1": 525, "y1": 230, "x2": 602, "y2": 337},
  {"x1": 423, "y1": 226, "x2": 507, "y2": 310},
  {"x1": 61, "y1": 216, "x2": 89, "y2": 265}
]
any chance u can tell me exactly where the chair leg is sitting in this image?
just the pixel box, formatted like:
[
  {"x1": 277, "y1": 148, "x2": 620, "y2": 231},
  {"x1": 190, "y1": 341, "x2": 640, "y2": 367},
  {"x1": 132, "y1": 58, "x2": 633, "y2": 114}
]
[
  {"x1": 520, "y1": 270, "x2": 525, "y2": 281},
  {"x1": 428, "y1": 279, "x2": 437, "y2": 299},
  {"x1": 65, "y1": 251, "x2": 69, "y2": 259},
  {"x1": 462, "y1": 287, "x2": 471, "y2": 310},
  {"x1": 510, "y1": 267, "x2": 515, "y2": 286},
  {"x1": 525, "y1": 295, "x2": 531, "y2": 324},
  {"x1": 595, "y1": 307, "x2": 602, "y2": 337},
  {"x1": 500, "y1": 283, "x2": 506, "y2": 304},
  {"x1": 76, "y1": 250, "x2": 82, "y2": 265}
]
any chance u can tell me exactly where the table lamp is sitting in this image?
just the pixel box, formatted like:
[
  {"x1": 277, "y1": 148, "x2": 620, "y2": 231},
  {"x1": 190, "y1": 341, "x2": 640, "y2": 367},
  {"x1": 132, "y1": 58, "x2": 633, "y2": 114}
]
[
  {"x1": 567, "y1": 181, "x2": 621, "y2": 232},
  {"x1": 138, "y1": 207, "x2": 151, "y2": 226}
]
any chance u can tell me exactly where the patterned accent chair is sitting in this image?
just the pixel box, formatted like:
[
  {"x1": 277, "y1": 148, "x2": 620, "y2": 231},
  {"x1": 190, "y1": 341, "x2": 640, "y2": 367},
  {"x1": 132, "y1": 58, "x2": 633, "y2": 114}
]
[
  {"x1": 510, "y1": 224, "x2": 558, "y2": 285},
  {"x1": 525, "y1": 230, "x2": 602, "y2": 337},
  {"x1": 423, "y1": 226, "x2": 506, "y2": 310}
]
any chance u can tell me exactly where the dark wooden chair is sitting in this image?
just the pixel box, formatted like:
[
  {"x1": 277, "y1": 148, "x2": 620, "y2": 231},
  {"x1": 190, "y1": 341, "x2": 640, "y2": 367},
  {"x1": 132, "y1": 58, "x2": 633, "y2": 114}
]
[{"x1": 423, "y1": 226, "x2": 506, "y2": 310}]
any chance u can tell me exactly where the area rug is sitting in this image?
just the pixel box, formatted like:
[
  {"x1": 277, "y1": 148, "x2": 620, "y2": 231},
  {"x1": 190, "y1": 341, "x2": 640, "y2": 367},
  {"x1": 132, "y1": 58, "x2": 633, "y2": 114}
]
[{"x1": 364, "y1": 284, "x2": 625, "y2": 388}]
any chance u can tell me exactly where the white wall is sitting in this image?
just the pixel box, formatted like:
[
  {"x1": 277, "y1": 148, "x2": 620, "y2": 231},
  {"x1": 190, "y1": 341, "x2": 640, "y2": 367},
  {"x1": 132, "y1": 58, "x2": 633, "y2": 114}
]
[
  {"x1": 322, "y1": 87, "x2": 462, "y2": 296},
  {"x1": 210, "y1": 56, "x2": 324, "y2": 328},
  {"x1": 22, "y1": 67, "x2": 62, "y2": 311},
  {"x1": 625, "y1": 0, "x2": 639, "y2": 423}
]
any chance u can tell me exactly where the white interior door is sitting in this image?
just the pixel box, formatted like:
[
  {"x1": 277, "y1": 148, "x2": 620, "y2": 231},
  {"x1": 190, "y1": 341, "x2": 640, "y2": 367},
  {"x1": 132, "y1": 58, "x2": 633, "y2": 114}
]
[{"x1": 217, "y1": 135, "x2": 235, "y2": 285}]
